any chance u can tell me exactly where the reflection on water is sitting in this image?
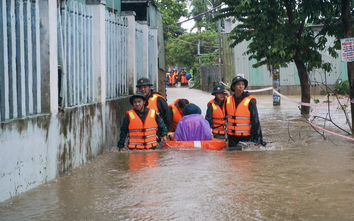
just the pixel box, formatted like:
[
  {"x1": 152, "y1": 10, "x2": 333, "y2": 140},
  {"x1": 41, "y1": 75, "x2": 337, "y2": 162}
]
[
  {"x1": 1, "y1": 144, "x2": 354, "y2": 220},
  {"x1": 1, "y1": 89, "x2": 354, "y2": 220}
]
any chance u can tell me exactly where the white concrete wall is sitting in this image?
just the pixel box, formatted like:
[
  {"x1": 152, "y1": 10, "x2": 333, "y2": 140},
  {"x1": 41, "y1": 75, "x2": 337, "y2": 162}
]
[
  {"x1": 0, "y1": 1, "x2": 161, "y2": 202},
  {"x1": 0, "y1": 104, "x2": 109, "y2": 202}
]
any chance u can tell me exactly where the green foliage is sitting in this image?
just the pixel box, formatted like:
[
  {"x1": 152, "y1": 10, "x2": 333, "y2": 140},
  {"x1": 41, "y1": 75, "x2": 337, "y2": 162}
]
[
  {"x1": 190, "y1": 0, "x2": 221, "y2": 33},
  {"x1": 214, "y1": 0, "x2": 345, "y2": 73},
  {"x1": 191, "y1": 72, "x2": 201, "y2": 89},
  {"x1": 166, "y1": 30, "x2": 218, "y2": 69},
  {"x1": 155, "y1": 0, "x2": 189, "y2": 40},
  {"x1": 334, "y1": 80, "x2": 349, "y2": 95},
  {"x1": 338, "y1": 104, "x2": 348, "y2": 111}
]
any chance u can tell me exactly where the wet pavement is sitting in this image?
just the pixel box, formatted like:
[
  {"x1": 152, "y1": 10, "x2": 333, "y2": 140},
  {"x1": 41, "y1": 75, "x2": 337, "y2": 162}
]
[{"x1": 0, "y1": 86, "x2": 353, "y2": 220}]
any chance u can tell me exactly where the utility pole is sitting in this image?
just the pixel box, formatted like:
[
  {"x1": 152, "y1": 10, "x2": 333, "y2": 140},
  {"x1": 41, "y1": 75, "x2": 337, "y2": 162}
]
[
  {"x1": 218, "y1": 18, "x2": 222, "y2": 78},
  {"x1": 205, "y1": 0, "x2": 222, "y2": 79}
]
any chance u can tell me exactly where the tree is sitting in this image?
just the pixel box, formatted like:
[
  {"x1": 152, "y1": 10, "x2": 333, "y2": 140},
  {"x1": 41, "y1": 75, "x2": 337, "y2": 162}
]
[
  {"x1": 155, "y1": 0, "x2": 189, "y2": 40},
  {"x1": 190, "y1": 0, "x2": 209, "y2": 32},
  {"x1": 166, "y1": 30, "x2": 219, "y2": 69},
  {"x1": 189, "y1": 0, "x2": 221, "y2": 33},
  {"x1": 216, "y1": 0, "x2": 337, "y2": 115},
  {"x1": 321, "y1": 0, "x2": 354, "y2": 134},
  {"x1": 341, "y1": 0, "x2": 354, "y2": 134}
]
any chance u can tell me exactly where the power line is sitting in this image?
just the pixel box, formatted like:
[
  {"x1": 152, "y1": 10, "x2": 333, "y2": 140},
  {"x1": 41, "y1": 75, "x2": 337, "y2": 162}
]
[
  {"x1": 169, "y1": 35, "x2": 218, "y2": 50},
  {"x1": 163, "y1": 3, "x2": 223, "y2": 28}
]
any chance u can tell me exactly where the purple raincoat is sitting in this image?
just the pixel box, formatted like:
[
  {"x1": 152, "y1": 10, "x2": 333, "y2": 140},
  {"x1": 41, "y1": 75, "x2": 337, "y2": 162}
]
[{"x1": 174, "y1": 114, "x2": 212, "y2": 141}]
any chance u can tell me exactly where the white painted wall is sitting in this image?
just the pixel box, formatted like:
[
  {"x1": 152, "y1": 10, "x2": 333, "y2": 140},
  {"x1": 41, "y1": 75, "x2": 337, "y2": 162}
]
[{"x1": 0, "y1": 1, "x2": 161, "y2": 203}]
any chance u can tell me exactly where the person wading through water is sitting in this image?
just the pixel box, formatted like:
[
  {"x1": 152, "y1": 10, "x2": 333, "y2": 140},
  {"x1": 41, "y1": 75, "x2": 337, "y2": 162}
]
[
  {"x1": 117, "y1": 92, "x2": 168, "y2": 151},
  {"x1": 136, "y1": 77, "x2": 172, "y2": 134},
  {"x1": 205, "y1": 85, "x2": 230, "y2": 140},
  {"x1": 225, "y1": 76, "x2": 266, "y2": 150},
  {"x1": 169, "y1": 98, "x2": 190, "y2": 132}
]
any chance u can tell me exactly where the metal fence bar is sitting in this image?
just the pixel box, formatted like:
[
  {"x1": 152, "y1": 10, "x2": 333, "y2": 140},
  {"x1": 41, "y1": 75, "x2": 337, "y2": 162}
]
[
  {"x1": 33, "y1": 0, "x2": 41, "y2": 114},
  {"x1": 123, "y1": 17, "x2": 128, "y2": 95},
  {"x1": 118, "y1": 16, "x2": 122, "y2": 96},
  {"x1": 24, "y1": 0, "x2": 33, "y2": 115},
  {"x1": 67, "y1": 4, "x2": 73, "y2": 106},
  {"x1": 0, "y1": 0, "x2": 41, "y2": 122},
  {"x1": 105, "y1": 11, "x2": 129, "y2": 99},
  {"x1": 0, "y1": 0, "x2": 9, "y2": 120},
  {"x1": 115, "y1": 15, "x2": 119, "y2": 96},
  {"x1": 16, "y1": 0, "x2": 26, "y2": 117},
  {"x1": 73, "y1": 2, "x2": 78, "y2": 105},
  {"x1": 88, "y1": 6, "x2": 93, "y2": 102},
  {"x1": 58, "y1": 1, "x2": 93, "y2": 107},
  {"x1": 8, "y1": 0, "x2": 17, "y2": 119},
  {"x1": 83, "y1": 5, "x2": 87, "y2": 103},
  {"x1": 78, "y1": 3, "x2": 83, "y2": 104}
]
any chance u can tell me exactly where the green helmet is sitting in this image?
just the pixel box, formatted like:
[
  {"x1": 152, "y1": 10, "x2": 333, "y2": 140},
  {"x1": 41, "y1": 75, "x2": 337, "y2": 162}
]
[
  {"x1": 231, "y1": 76, "x2": 248, "y2": 91},
  {"x1": 136, "y1": 77, "x2": 153, "y2": 87},
  {"x1": 129, "y1": 92, "x2": 149, "y2": 107}
]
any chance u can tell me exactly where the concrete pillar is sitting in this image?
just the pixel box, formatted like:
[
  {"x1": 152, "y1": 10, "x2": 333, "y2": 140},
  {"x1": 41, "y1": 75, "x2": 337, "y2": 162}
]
[
  {"x1": 39, "y1": 0, "x2": 58, "y2": 114},
  {"x1": 122, "y1": 11, "x2": 136, "y2": 94},
  {"x1": 142, "y1": 23, "x2": 149, "y2": 78},
  {"x1": 89, "y1": 1, "x2": 106, "y2": 103},
  {"x1": 149, "y1": 26, "x2": 158, "y2": 91}
]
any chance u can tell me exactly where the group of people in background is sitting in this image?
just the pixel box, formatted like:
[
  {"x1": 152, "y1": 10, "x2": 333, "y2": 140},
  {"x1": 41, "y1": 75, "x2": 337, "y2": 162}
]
[
  {"x1": 166, "y1": 69, "x2": 192, "y2": 87},
  {"x1": 117, "y1": 75, "x2": 266, "y2": 151}
]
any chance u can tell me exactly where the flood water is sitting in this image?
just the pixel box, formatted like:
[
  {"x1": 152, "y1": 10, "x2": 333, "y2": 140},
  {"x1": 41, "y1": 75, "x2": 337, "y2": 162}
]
[{"x1": 1, "y1": 86, "x2": 354, "y2": 220}]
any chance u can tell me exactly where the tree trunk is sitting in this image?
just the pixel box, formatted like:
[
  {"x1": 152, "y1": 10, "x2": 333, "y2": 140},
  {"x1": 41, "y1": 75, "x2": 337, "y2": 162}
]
[
  {"x1": 341, "y1": 0, "x2": 354, "y2": 134},
  {"x1": 294, "y1": 59, "x2": 310, "y2": 115}
]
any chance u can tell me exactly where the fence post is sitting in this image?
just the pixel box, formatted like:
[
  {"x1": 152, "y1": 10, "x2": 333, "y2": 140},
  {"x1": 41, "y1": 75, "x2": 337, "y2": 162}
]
[
  {"x1": 88, "y1": 1, "x2": 106, "y2": 103},
  {"x1": 149, "y1": 26, "x2": 158, "y2": 92},
  {"x1": 142, "y1": 24, "x2": 149, "y2": 78},
  {"x1": 121, "y1": 11, "x2": 136, "y2": 94},
  {"x1": 39, "y1": 0, "x2": 58, "y2": 114}
]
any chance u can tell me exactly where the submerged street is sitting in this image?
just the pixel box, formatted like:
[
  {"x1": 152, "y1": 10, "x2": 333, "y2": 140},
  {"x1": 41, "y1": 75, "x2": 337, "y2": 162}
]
[{"x1": 0, "y1": 87, "x2": 353, "y2": 220}]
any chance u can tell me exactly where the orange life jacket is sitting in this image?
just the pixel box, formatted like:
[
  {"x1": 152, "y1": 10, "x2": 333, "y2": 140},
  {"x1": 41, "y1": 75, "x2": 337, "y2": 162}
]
[
  {"x1": 169, "y1": 99, "x2": 183, "y2": 132},
  {"x1": 174, "y1": 72, "x2": 179, "y2": 80},
  {"x1": 147, "y1": 93, "x2": 166, "y2": 114},
  {"x1": 225, "y1": 95, "x2": 255, "y2": 136},
  {"x1": 181, "y1": 75, "x2": 188, "y2": 84},
  {"x1": 207, "y1": 99, "x2": 226, "y2": 135},
  {"x1": 169, "y1": 74, "x2": 175, "y2": 84},
  {"x1": 127, "y1": 109, "x2": 158, "y2": 149}
]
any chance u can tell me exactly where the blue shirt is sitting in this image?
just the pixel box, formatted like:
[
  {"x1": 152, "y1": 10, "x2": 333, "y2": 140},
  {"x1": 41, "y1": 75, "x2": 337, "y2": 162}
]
[{"x1": 174, "y1": 114, "x2": 212, "y2": 141}]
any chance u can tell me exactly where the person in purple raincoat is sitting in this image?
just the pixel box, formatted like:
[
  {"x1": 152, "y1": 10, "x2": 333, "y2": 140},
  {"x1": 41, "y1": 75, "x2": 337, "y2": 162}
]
[{"x1": 169, "y1": 103, "x2": 213, "y2": 141}]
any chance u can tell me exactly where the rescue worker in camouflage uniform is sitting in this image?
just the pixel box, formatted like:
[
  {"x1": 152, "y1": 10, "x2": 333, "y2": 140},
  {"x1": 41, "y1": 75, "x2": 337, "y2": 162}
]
[
  {"x1": 224, "y1": 76, "x2": 266, "y2": 149},
  {"x1": 205, "y1": 85, "x2": 229, "y2": 139},
  {"x1": 117, "y1": 92, "x2": 168, "y2": 151},
  {"x1": 136, "y1": 77, "x2": 172, "y2": 131}
]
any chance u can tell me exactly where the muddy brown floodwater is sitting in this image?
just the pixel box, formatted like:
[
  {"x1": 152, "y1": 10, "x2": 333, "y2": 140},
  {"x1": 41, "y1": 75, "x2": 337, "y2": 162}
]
[{"x1": 1, "y1": 86, "x2": 354, "y2": 220}]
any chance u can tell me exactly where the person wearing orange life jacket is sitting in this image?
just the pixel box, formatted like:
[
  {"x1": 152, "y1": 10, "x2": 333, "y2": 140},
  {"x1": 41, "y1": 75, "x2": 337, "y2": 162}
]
[
  {"x1": 117, "y1": 92, "x2": 168, "y2": 151},
  {"x1": 166, "y1": 72, "x2": 170, "y2": 87},
  {"x1": 136, "y1": 77, "x2": 172, "y2": 131},
  {"x1": 168, "y1": 72, "x2": 176, "y2": 86},
  {"x1": 225, "y1": 76, "x2": 266, "y2": 149},
  {"x1": 180, "y1": 71, "x2": 188, "y2": 86},
  {"x1": 169, "y1": 98, "x2": 190, "y2": 132},
  {"x1": 205, "y1": 85, "x2": 230, "y2": 139},
  {"x1": 173, "y1": 70, "x2": 179, "y2": 83}
]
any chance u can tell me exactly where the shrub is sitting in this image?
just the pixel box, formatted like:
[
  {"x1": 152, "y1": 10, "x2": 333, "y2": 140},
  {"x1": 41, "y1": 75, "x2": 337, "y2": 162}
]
[{"x1": 334, "y1": 80, "x2": 349, "y2": 95}]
